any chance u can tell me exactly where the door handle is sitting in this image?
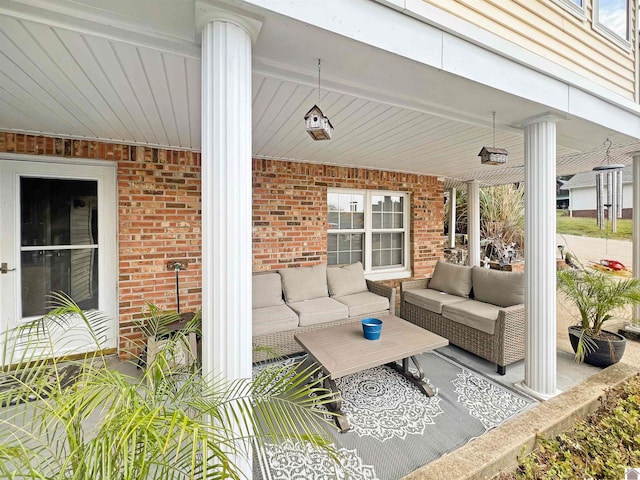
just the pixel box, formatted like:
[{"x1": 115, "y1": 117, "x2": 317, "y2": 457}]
[{"x1": 1, "y1": 263, "x2": 16, "y2": 274}]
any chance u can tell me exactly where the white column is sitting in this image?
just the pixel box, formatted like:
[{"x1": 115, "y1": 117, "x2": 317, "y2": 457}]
[
  {"x1": 448, "y1": 187, "x2": 457, "y2": 249},
  {"x1": 519, "y1": 115, "x2": 559, "y2": 400},
  {"x1": 467, "y1": 181, "x2": 481, "y2": 266},
  {"x1": 198, "y1": 4, "x2": 261, "y2": 381},
  {"x1": 631, "y1": 153, "x2": 640, "y2": 323}
]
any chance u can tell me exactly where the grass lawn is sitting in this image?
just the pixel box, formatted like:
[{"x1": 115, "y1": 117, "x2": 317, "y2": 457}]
[{"x1": 557, "y1": 210, "x2": 632, "y2": 241}]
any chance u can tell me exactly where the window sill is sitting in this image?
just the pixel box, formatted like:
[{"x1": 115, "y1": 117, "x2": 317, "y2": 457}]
[{"x1": 365, "y1": 268, "x2": 412, "y2": 281}]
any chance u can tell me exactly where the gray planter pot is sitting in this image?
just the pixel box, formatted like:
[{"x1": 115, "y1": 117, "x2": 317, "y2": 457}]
[{"x1": 568, "y1": 326, "x2": 626, "y2": 368}]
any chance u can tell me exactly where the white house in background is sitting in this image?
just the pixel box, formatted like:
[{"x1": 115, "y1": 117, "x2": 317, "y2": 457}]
[{"x1": 562, "y1": 166, "x2": 633, "y2": 218}]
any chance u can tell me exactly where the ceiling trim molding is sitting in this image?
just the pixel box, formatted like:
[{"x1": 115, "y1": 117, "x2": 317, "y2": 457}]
[
  {"x1": 253, "y1": 59, "x2": 524, "y2": 135},
  {"x1": 0, "y1": 0, "x2": 201, "y2": 58}
]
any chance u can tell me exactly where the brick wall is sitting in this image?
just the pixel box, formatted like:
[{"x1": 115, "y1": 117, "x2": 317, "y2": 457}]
[
  {"x1": 0, "y1": 133, "x2": 202, "y2": 357},
  {"x1": 252, "y1": 159, "x2": 445, "y2": 278},
  {"x1": 1, "y1": 133, "x2": 445, "y2": 358},
  {"x1": 570, "y1": 208, "x2": 632, "y2": 220}
]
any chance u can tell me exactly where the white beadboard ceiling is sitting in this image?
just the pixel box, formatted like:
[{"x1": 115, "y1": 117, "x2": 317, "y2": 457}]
[{"x1": 0, "y1": 6, "x2": 638, "y2": 187}]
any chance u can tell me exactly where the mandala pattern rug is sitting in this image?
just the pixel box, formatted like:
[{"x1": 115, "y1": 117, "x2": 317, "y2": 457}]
[{"x1": 253, "y1": 350, "x2": 536, "y2": 480}]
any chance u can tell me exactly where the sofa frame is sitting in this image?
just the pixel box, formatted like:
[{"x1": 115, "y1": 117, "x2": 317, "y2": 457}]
[
  {"x1": 400, "y1": 277, "x2": 524, "y2": 374},
  {"x1": 253, "y1": 280, "x2": 396, "y2": 363}
]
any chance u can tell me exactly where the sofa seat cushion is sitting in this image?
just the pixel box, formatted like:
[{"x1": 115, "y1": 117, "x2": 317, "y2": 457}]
[
  {"x1": 253, "y1": 273, "x2": 284, "y2": 309},
  {"x1": 333, "y1": 291, "x2": 390, "y2": 317},
  {"x1": 403, "y1": 288, "x2": 467, "y2": 314},
  {"x1": 327, "y1": 262, "x2": 368, "y2": 297},
  {"x1": 287, "y1": 297, "x2": 349, "y2": 327},
  {"x1": 441, "y1": 300, "x2": 502, "y2": 335},
  {"x1": 428, "y1": 260, "x2": 473, "y2": 298},
  {"x1": 253, "y1": 305, "x2": 299, "y2": 336},
  {"x1": 472, "y1": 267, "x2": 524, "y2": 307},
  {"x1": 279, "y1": 264, "x2": 328, "y2": 303}
]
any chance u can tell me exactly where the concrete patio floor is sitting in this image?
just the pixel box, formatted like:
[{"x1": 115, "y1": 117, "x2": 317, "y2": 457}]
[{"x1": 101, "y1": 234, "x2": 638, "y2": 479}]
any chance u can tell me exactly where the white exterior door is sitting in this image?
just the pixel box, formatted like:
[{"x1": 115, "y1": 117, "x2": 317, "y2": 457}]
[{"x1": 0, "y1": 158, "x2": 117, "y2": 358}]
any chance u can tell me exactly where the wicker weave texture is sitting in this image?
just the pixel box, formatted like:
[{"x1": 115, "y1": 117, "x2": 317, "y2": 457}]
[
  {"x1": 400, "y1": 280, "x2": 524, "y2": 369},
  {"x1": 252, "y1": 280, "x2": 396, "y2": 363}
]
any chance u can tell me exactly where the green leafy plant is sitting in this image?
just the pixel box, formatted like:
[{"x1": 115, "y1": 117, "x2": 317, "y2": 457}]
[
  {"x1": 557, "y1": 268, "x2": 640, "y2": 362},
  {"x1": 497, "y1": 374, "x2": 640, "y2": 479},
  {"x1": 0, "y1": 293, "x2": 338, "y2": 479}
]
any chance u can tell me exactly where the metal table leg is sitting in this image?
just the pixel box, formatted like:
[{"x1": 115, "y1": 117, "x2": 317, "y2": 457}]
[
  {"x1": 296, "y1": 358, "x2": 350, "y2": 433},
  {"x1": 387, "y1": 356, "x2": 435, "y2": 397}
]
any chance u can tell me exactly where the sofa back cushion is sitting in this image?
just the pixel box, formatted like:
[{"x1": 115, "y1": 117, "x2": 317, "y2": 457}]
[
  {"x1": 327, "y1": 262, "x2": 368, "y2": 297},
  {"x1": 279, "y1": 264, "x2": 328, "y2": 303},
  {"x1": 472, "y1": 266, "x2": 524, "y2": 307},
  {"x1": 252, "y1": 273, "x2": 284, "y2": 309},
  {"x1": 428, "y1": 260, "x2": 473, "y2": 298}
]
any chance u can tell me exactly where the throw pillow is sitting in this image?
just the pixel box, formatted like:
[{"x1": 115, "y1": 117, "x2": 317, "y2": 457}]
[
  {"x1": 327, "y1": 262, "x2": 369, "y2": 297},
  {"x1": 428, "y1": 260, "x2": 473, "y2": 297}
]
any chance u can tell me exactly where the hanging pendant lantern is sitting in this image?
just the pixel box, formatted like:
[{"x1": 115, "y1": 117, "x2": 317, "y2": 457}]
[
  {"x1": 479, "y1": 112, "x2": 508, "y2": 165},
  {"x1": 593, "y1": 138, "x2": 624, "y2": 231},
  {"x1": 304, "y1": 59, "x2": 333, "y2": 141}
]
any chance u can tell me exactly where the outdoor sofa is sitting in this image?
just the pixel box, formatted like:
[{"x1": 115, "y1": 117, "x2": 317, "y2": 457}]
[
  {"x1": 400, "y1": 260, "x2": 525, "y2": 374},
  {"x1": 252, "y1": 262, "x2": 395, "y2": 362}
]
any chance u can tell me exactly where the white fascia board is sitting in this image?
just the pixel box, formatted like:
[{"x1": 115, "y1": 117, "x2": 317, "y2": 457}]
[
  {"x1": 441, "y1": 33, "x2": 570, "y2": 112},
  {"x1": 568, "y1": 87, "x2": 640, "y2": 139},
  {"x1": 238, "y1": 0, "x2": 443, "y2": 69},
  {"x1": 0, "y1": 0, "x2": 201, "y2": 57},
  {"x1": 398, "y1": 0, "x2": 640, "y2": 117},
  {"x1": 242, "y1": 0, "x2": 640, "y2": 133}
]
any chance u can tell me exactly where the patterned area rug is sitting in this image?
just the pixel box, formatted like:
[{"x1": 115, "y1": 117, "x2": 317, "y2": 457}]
[{"x1": 253, "y1": 350, "x2": 536, "y2": 480}]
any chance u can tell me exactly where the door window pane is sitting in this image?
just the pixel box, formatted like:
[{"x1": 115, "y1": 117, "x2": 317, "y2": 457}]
[
  {"x1": 21, "y1": 249, "x2": 99, "y2": 317},
  {"x1": 20, "y1": 177, "x2": 99, "y2": 318},
  {"x1": 21, "y1": 178, "x2": 98, "y2": 246}
]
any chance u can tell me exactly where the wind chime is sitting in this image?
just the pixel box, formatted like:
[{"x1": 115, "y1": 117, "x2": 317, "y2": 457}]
[{"x1": 593, "y1": 138, "x2": 624, "y2": 232}]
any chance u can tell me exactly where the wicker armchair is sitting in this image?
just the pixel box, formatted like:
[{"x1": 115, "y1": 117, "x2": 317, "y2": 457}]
[{"x1": 400, "y1": 277, "x2": 525, "y2": 374}]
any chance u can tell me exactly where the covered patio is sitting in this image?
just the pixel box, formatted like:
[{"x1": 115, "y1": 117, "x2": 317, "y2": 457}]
[{"x1": 2, "y1": 0, "x2": 640, "y2": 476}]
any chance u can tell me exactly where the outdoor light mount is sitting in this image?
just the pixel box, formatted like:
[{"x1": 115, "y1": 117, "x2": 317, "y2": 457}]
[{"x1": 167, "y1": 260, "x2": 188, "y2": 271}]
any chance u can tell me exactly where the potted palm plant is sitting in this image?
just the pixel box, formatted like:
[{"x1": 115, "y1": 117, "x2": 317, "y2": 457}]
[
  {"x1": 0, "y1": 293, "x2": 339, "y2": 479},
  {"x1": 557, "y1": 267, "x2": 640, "y2": 367}
]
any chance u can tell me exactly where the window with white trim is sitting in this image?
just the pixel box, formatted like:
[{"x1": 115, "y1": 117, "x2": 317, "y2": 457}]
[
  {"x1": 552, "y1": 0, "x2": 586, "y2": 19},
  {"x1": 594, "y1": 0, "x2": 630, "y2": 46},
  {"x1": 327, "y1": 189, "x2": 410, "y2": 276}
]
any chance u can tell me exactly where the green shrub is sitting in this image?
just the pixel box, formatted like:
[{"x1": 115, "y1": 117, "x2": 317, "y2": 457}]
[{"x1": 511, "y1": 375, "x2": 640, "y2": 479}]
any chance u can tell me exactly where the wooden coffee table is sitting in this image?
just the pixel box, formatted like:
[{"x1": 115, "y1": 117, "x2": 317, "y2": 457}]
[{"x1": 294, "y1": 314, "x2": 448, "y2": 432}]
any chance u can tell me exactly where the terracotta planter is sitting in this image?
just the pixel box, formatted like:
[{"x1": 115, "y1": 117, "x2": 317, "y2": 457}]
[{"x1": 568, "y1": 326, "x2": 626, "y2": 368}]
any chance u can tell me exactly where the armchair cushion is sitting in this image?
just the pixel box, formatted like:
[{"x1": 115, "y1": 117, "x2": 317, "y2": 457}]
[
  {"x1": 279, "y1": 264, "x2": 328, "y2": 303},
  {"x1": 327, "y1": 262, "x2": 368, "y2": 297},
  {"x1": 472, "y1": 267, "x2": 524, "y2": 307},
  {"x1": 403, "y1": 288, "x2": 467, "y2": 314},
  {"x1": 428, "y1": 260, "x2": 473, "y2": 298},
  {"x1": 333, "y1": 291, "x2": 390, "y2": 317},
  {"x1": 441, "y1": 299, "x2": 501, "y2": 335},
  {"x1": 253, "y1": 305, "x2": 299, "y2": 336},
  {"x1": 287, "y1": 297, "x2": 349, "y2": 327}
]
